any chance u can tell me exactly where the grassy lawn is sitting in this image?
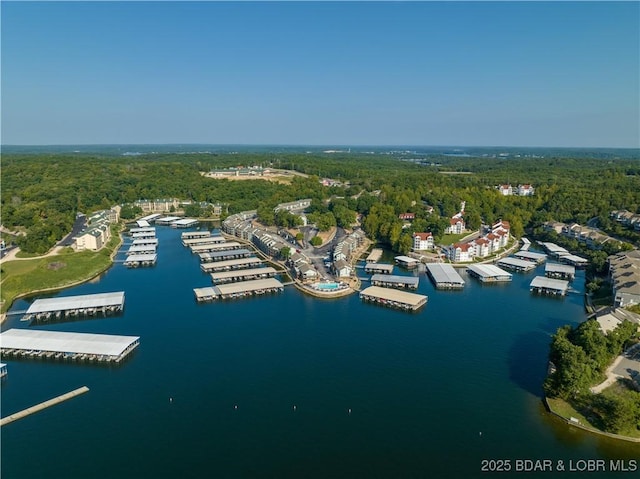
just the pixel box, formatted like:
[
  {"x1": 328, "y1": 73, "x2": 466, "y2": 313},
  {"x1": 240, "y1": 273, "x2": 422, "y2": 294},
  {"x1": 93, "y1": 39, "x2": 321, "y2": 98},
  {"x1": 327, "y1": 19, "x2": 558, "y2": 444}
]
[
  {"x1": 1, "y1": 234, "x2": 121, "y2": 313},
  {"x1": 440, "y1": 232, "x2": 471, "y2": 245}
]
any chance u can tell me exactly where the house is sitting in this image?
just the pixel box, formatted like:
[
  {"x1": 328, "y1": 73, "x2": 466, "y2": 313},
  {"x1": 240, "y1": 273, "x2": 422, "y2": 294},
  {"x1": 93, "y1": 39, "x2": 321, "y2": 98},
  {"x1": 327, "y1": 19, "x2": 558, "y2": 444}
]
[
  {"x1": 517, "y1": 184, "x2": 535, "y2": 196},
  {"x1": 334, "y1": 259, "x2": 352, "y2": 278},
  {"x1": 498, "y1": 184, "x2": 513, "y2": 196},
  {"x1": 448, "y1": 242, "x2": 474, "y2": 262},
  {"x1": 399, "y1": 213, "x2": 415, "y2": 221},
  {"x1": 445, "y1": 217, "x2": 465, "y2": 235},
  {"x1": 412, "y1": 232, "x2": 434, "y2": 251}
]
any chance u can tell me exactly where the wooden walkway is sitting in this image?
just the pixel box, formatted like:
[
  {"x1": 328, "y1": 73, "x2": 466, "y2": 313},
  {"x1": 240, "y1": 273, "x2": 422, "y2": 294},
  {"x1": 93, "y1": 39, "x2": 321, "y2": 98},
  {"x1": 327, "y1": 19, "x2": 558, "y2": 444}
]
[{"x1": 1, "y1": 386, "x2": 89, "y2": 426}]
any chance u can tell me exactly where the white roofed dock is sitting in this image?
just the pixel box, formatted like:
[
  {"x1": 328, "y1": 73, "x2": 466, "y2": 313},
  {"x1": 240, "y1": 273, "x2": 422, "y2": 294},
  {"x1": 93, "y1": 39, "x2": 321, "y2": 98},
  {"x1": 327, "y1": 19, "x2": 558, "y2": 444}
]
[
  {"x1": 426, "y1": 264, "x2": 465, "y2": 289},
  {"x1": 545, "y1": 263, "x2": 575, "y2": 280},
  {"x1": 466, "y1": 264, "x2": 512, "y2": 283},
  {"x1": 23, "y1": 292, "x2": 125, "y2": 322},
  {"x1": 210, "y1": 267, "x2": 277, "y2": 284},
  {"x1": 496, "y1": 257, "x2": 537, "y2": 272},
  {"x1": 124, "y1": 254, "x2": 157, "y2": 267},
  {"x1": 181, "y1": 230, "x2": 213, "y2": 240},
  {"x1": 200, "y1": 257, "x2": 263, "y2": 272},
  {"x1": 194, "y1": 278, "x2": 284, "y2": 301},
  {"x1": 182, "y1": 235, "x2": 227, "y2": 247},
  {"x1": 190, "y1": 241, "x2": 243, "y2": 254},
  {"x1": 370, "y1": 274, "x2": 419, "y2": 289},
  {"x1": 365, "y1": 263, "x2": 395, "y2": 274},
  {"x1": 360, "y1": 286, "x2": 427, "y2": 311},
  {"x1": 199, "y1": 248, "x2": 254, "y2": 262},
  {"x1": 513, "y1": 250, "x2": 547, "y2": 264},
  {"x1": 530, "y1": 276, "x2": 570, "y2": 296}
]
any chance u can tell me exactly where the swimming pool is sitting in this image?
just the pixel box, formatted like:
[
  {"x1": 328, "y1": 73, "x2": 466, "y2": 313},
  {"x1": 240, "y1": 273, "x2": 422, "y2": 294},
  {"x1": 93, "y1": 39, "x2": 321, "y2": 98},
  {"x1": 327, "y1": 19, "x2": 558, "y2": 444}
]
[{"x1": 314, "y1": 282, "x2": 341, "y2": 291}]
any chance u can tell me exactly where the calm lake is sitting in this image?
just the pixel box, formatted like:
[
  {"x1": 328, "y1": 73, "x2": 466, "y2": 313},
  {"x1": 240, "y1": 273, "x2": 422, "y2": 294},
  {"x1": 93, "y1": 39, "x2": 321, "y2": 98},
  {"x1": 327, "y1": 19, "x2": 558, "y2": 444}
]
[{"x1": 2, "y1": 226, "x2": 638, "y2": 478}]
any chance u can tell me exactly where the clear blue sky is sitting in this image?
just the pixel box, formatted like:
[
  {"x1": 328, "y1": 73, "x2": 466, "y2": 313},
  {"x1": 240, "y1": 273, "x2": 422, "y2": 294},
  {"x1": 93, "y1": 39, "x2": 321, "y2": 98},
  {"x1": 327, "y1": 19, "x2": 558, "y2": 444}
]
[{"x1": 2, "y1": 1, "x2": 639, "y2": 147}]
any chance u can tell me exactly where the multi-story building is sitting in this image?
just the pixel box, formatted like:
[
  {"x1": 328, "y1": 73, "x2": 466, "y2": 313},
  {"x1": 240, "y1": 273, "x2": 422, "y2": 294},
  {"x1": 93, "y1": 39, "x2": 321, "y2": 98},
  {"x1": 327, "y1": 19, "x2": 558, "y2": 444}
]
[
  {"x1": 412, "y1": 232, "x2": 434, "y2": 251},
  {"x1": 609, "y1": 250, "x2": 640, "y2": 308}
]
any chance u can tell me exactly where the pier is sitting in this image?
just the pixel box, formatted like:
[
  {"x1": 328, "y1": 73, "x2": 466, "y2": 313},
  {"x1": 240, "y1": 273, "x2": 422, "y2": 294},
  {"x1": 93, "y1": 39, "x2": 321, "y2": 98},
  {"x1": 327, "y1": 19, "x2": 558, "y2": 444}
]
[
  {"x1": 199, "y1": 248, "x2": 254, "y2": 263},
  {"x1": 513, "y1": 250, "x2": 547, "y2": 264},
  {"x1": 155, "y1": 216, "x2": 181, "y2": 225},
  {"x1": 181, "y1": 230, "x2": 212, "y2": 240},
  {"x1": 359, "y1": 286, "x2": 428, "y2": 311},
  {"x1": 530, "y1": 276, "x2": 569, "y2": 296},
  {"x1": 193, "y1": 278, "x2": 284, "y2": 301},
  {"x1": 190, "y1": 241, "x2": 243, "y2": 254},
  {"x1": 466, "y1": 264, "x2": 512, "y2": 283},
  {"x1": 559, "y1": 254, "x2": 589, "y2": 268},
  {"x1": 126, "y1": 244, "x2": 157, "y2": 255},
  {"x1": 129, "y1": 227, "x2": 155, "y2": 235},
  {"x1": 366, "y1": 249, "x2": 383, "y2": 263},
  {"x1": 124, "y1": 253, "x2": 157, "y2": 267},
  {"x1": 0, "y1": 329, "x2": 140, "y2": 363},
  {"x1": 139, "y1": 213, "x2": 161, "y2": 223},
  {"x1": 131, "y1": 238, "x2": 158, "y2": 247},
  {"x1": 426, "y1": 264, "x2": 465, "y2": 289},
  {"x1": 545, "y1": 263, "x2": 575, "y2": 280},
  {"x1": 370, "y1": 274, "x2": 419, "y2": 289},
  {"x1": 395, "y1": 256, "x2": 420, "y2": 269},
  {"x1": 364, "y1": 263, "x2": 394, "y2": 274},
  {"x1": 182, "y1": 236, "x2": 227, "y2": 247},
  {"x1": 210, "y1": 267, "x2": 277, "y2": 284},
  {"x1": 496, "y1": 257, "x2": 537, "y2": 272},
  {"x1": 131, "y1": 231, "x2": 156, "y2": 239},
  {"x1": 0, "y1": 386, "x2": 90, "y2": 427},
  {"x1": 171, "y1": 218, "x2": 198, "y2": 228},
  {"x1": 200, "y1": 257, "x2": 263, "y2": 272},
  {"x1": 22, "y1": 292, "x2": 125, "y2": 322}
]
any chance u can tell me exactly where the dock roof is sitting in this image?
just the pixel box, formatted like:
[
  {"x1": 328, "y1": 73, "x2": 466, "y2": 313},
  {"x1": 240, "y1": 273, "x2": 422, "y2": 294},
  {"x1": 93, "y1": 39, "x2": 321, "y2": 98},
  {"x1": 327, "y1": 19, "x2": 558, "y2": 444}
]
[
  {"x1": 395, "y1": 255, "x2": 419, "y2": 264},
  {"x1": 124, "y1": 254, "x2": 157, "y2": 264},
  {"x1": 364, "y1": 263, "x2": 395, "y2": 273},
  {"x1": 366, "y1": 249, "x2": 384, "y2": 262},
  {"x1": 545, "y1": 263, "x2": 575, "y2": 275},
  {"x1": 360, "y1": 286, "x2": 427, "y2": 307},
  {"x1": 199, "y1": 248, "x2": 253, "y2": 261},
  {"x1": 190, "y1": 241, "x2": 241, "y2": 252},
  {"x1": 467, "y1": 264, "x2": 512, "y2": 279},
  {"x1": 371, "y1": 274, "x2": 419, "y2": 286},
  {"x1": 497, "y1": 257, "x2": 537, "y2": 271},
  {"x1": 0, "y1": 329, "x2": 139, "y2": 357},
  {"x1": 210, "y1": 267, "x2": 277, "y2": 282},
  {"x1": 216, "y1": 278, "x2": 284, "y2": 295},
  {"x1": 200, "y1": 257, "x2": 262, "y2": 271},
  {"x1": 426, "y1": 263, "x2": 465, "y2": 286},
  {"x1": 26, "y1": 292, "x2": 125, "y2": 315},
  {"x1": 530, "y1": 276, "x2": 569, "y2": 293},
  {"x1": 513, "y1": 251, "x2": 547, "y2": 262}
]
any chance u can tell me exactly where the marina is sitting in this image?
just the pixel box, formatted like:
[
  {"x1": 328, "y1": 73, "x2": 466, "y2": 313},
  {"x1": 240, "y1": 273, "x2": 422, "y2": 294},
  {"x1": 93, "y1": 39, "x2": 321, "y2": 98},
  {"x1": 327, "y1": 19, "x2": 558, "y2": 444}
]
[
  {"x1": 155, "y1": 216, "x2": 181, "y2": 225},
  {"x1": 199, "y1": 248, "x2": 254, "y2": 263},
  {"x1": 466, "y1": 264, "x2": 513, "y2": 283},
  {"x1": 200, "y1": 257, "x2": 263, "y2": 272},
  {"x1": 365, "y1": 248, "x2": 383, "y2": 263},
  {"x1": 21, "y1": 292, "x2": 125, "y2": 322},
  {"x1": 425, "y1": 263, "x2": 465, "y2": 289},
  {"x1": 513, "y1": 250, "x2": 547, "y2": 264},
  {"x1": 529, "y1": 276, "x2": 570, "y2": 296},
  {"x1": 0, "y1": 386, "x2": 90, "y2": 427},
  {"x1": 131, "y1": 231, "x2": 156, "y2": 239},
  {"x1": 123, "y1": 253, "x2": 157, "y2": 267},
  {"x1": 545, "y1": 263, "x2": 576, "y2": 280},
  {"x1": 126, "y1": 244, "x2": 157, "y2": 255},
  {"x1": 394, "y1": 255, "x2": 420, "y2": 269},
  {"x1": 359, "y1": 286, "x2": 428, "y2": 311},
  {"x1": 193, "y1": 278, "x2": 284, "y2": 301},
  {"x1": 171, "y1": 218, "x2": 199, "y2": 228},
  {"x1": 496, "y1": 257, "x2": 537, "y2": 272},
  {"x1": 190, "y1": 241, "x2": 243, "y2": 254},
  {"x1": 559, "y1": 254, "x2": 589, "y2": 268},
  {"x1": 210, "y1": 267, "x2": 277, "y2": 284},
  {"x1": 364, "y1": 263, "x2": 394, "y2": 274},
  {"x1": 0, "y1": 329, "x2": 140, "y2": 363},
  {"x1": 370, "y1": 274, "x2": 419, "y2": 289},
  {"x1": 181, "y1": 230, "x2": 212, "y2": 240},
  {"x1": 182, "y1": 235, "x2": 227, "y2": 247}
]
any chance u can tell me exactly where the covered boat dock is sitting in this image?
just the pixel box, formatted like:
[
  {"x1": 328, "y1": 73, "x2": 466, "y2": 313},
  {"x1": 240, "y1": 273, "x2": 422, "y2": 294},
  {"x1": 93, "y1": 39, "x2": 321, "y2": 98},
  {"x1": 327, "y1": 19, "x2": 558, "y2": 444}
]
[
  {"x1": 182, "y1": 236, "x2": 227, "y2": 247},
  {"x1": 366, "y1": 249, "x2": 383, "y2": 263},
  {"x1": 426, "y1": 264, "x2": 465, "y2": 289},
  {"x1": 200, "y1": 257, "x2": 263, "y2": 272},
  {"x1": 365, "y1": 263, "x2": 394, "y2": 274},
  {"x1": 199, "y1": 248, "x2": 254, "y2": 263},
  {"x1": 124, "y1": 254, "x2": 157, "y2": 267},
  {"x1": 359, "y1": 286, "x2": 427, "y2": 311},
  {"x1": 171, "y1": 218, "x2": 198, "y2": 228},
  {"x1": 513, "y1": 251, "x2": 547, "y2": 264},
  {"x1": 466, "y1": 264, "x2": 512, "y2": 283},
  {"x1": 395, "y1": 255, "x2": 420, "y2": 269},
  {"x1": 496, "y1": 257, "x2": 537, "y2": 272},
  {"x1": 190, "y1": 241, "x2": 243, "y2": 254},
  {"x1": 131, "y1": 231, "x2": 156, "y2": 240},
  {"x1": 559, "y1": 254, "x2": 589, "y2": 268},
  {"x1": 194, "y1": 278, "x2": 284, "y2": 301},
  {"x1": 545, "y1": 263, "x2": 575, "y2": 280},
  {"x1": 155, "y1": 216, "x2": 181, "y2": 225},
  {"x1": 126, "y1": 244, "x2": 157, "y2": 255},
  {"x1": 131, "y1": 238, "x2": 158, "y2": 247},
  {"x1": 210, "y1": 267, "x2": 277, "y2": 284},
  {"x1": 530, "y1": 276, "x2": 569, "y2": 296},
  {"x1": 0, "y1": 329, "x2": 140, "y2": 363},
  {"x1": 22, "y1": 292, "x2": 125, "y2": 322},
  {"x1": 181, "y1": 230, "x2": 212, "y2": 240},
  {"x1": 370, "y1": 274, "x2": 419, "y2": 289}
]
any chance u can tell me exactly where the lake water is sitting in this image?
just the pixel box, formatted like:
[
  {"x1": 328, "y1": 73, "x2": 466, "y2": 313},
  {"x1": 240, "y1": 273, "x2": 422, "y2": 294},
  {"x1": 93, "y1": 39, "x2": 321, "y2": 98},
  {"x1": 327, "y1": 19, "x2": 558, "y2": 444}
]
[{"x1": 2, "y1": 227, "x2": 638, "y2": 478}]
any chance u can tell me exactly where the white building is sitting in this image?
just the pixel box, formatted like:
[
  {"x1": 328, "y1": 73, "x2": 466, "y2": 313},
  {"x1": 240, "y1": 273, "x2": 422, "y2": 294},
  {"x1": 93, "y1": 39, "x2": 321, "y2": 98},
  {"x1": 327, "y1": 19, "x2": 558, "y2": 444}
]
[{"x1": 412, "y1": 232, "x2": 434, "y2": 251}]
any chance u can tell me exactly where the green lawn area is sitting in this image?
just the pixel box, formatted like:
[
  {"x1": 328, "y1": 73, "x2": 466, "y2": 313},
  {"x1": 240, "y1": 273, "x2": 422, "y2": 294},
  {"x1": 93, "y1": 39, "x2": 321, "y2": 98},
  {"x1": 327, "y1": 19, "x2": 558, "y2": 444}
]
[
  {"x1": 439, "y1": 232, "x2": 472, "y2": 245},
  {"x1": 1, "y1": 234, "x2": 121, "y2": 313}
]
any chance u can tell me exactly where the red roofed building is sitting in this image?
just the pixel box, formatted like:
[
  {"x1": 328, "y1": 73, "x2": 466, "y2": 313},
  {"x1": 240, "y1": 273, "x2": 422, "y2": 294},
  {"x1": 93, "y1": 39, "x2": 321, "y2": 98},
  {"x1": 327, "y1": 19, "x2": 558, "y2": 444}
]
[
  {"x1": 412, "y1": 232, "x2": 434, "y2": 251},
  {"x1": 445, "y1": 217, "x2": 465, "y2": 235},
  {"x1": 473, "y1": 238, "x2": 491, "y2": 258},
  {"x1": 448, "y1": 242, "x2": 475, "y2": 262},
  {"x1": 399, "y1": 213, "x2": 416, "y2": 221},
  {"x1": 517, "y1": 184, "x2": 535, "y2": 196}
]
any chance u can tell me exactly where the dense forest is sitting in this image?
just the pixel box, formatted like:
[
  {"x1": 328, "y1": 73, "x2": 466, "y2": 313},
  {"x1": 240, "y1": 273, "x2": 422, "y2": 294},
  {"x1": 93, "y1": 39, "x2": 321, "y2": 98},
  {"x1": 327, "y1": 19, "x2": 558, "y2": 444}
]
[{"x1": 1, "y1": 152, "x2": 639, "y2": 254}]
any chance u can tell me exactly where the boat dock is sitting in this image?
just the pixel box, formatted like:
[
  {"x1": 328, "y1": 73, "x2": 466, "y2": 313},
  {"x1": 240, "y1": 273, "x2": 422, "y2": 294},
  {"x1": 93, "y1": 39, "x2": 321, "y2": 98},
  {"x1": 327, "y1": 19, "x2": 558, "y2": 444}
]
[
  {"x1": 0, "y1": 329, "x2": 140, "y2": 363},
  {"x1": 155, "y1": 216, "x2": 181, "y2": 225},
  {"x1": 0, "y1": 386, "x2": 90, "y2": 427},
  {"x1": 126, "y1": 244, "x2": 157, "y2": 255},
  {"x1": 496, "y1": 257, "x2": 537, "y2": 272},
  {"x1": 131, "y1": 231, "x2": 156, "y2": 239},
  {"x1": 139, "y1": 213, "x2": 161, "y2": 223},
  {"x1": 364, "y1": 263, "x2": 394, "y2": 274},
  {"x1": 370, "y1": 274, "x2": 419, "y2": 289},
  {"x1": 210, "y1": 267, "x2": 277, "y2": 284},
  {"x1": 426, "y1": 264, "x2": 465, "y2": 289},
  {"x1": 530, "y1": 276, "x2": 570, "y2": 296},
  {"x1": 22, "y1": 292, "x2": 125, "y2": 322},
  {"x1": 541, "y1": 242, "x2": 570, "y2": 258},
  {"x1": 545, "y1": 263, "x2": 576, "y2": 280},
  {"x1": 181, "y1": 230, "x2": 212, "y2": 240},
  {"x1": 395, "y1": 255, "x2": 420, "y2": 269},
  {"x1": 513, "y1": 250, "x2": 547, "y2": 264},
  {"x1": 171, "y1": 218, "x2": 198, "y2": 228},
  {"x1": 182, "y1": 236, "x2": 226, "y2": 247},
  {"x1": 193, "y1": 278, "x2": 284, "y2": 302},
  {"x1": 199, "y1": 248, "x2": 254, "y2": 263},
  {"x1": 520, "y1": 237, "x2": 531, "y2": 251},
  {"x1": 466, "y1": 264, "x2": 513, "y2": 283},
  {"x1": 366, "y1": 249, "x2": 384, "y2": 263},
  {"x1": 124, "y1": 253, "x2": 157, "y2": 267},
  {"x1": 359, "y1": 286, "x2": 428, "y2": 311},
  {"x1": 129, "y1": 227, "x2": 155, "y2": 235},
  {"x1": 200, "y1": 257, "x2": 263, "y2": 272},
  {"x1": 0, "y1": 363, "x2": 6, "y2": 379},
  {"x1": 131, "y1": 238, "x2": 158, "y2": 247},
  {"x1": 190, "y1": 241, "x2": 243, "y2": 254},
  {"x1": 559, "y1": 254, "x2": 589, "y2": 268}
]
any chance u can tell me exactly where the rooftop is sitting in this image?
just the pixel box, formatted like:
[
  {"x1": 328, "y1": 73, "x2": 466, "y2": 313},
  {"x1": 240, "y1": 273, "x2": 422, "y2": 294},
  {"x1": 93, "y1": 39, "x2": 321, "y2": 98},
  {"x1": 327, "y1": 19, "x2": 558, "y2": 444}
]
[{"x1": 26, "y1": 292, "x2": 125, "y2": 315}]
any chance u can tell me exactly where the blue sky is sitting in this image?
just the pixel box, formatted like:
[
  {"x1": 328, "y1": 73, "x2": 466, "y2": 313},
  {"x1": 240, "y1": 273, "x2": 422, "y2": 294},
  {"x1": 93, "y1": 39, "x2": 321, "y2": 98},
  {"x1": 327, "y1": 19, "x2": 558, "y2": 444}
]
[{"x1": 2, "y1": 1, "x2": 638, "y2": 147}]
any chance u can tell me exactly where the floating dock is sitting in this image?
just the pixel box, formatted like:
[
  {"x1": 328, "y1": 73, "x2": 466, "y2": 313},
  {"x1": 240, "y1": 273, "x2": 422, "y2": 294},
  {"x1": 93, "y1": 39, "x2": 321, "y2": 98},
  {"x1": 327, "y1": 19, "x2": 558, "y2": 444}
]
[
  {"x1": 193, "y1": 278, "x2": 284, "y2": 301},
  {"x1": 364, "y1": 263, "x2": 394, "y2": 274},
  {"x1": 466, "y1": 264, "x2": 513, "y2": 283},
  {"x1": 530, "y1": 276, "x2": 569, "y2": 296},
  {"x1": 22, "y1": 292, "x2": 125, "y2": 322},
  {"x1": 370, "y1": 274, "x2": 419, "y2": 289},
  {"x1": 366, "y1": 249, "x2": 384, "y2": 263},
  {"x1": 126, "y1": 244, "x2": 157, "y2": 255},
  {"x1": 131, "y1": 238, "x2": 158, "y2": 247},
  {"x1": 520, "y1": 237, "x2": 531, "y2": 251},
  {"x1": 0, "y1": 329, "x2": 140, "y2": 363},
  {"x1": 155, "y1": 216, "x2": 181, "y2": 225},
  {"x1": 541, "y1": 242, "x2": 570, "y2": 258},
  {"x1": 210, "y1": 267, "x2": 277, "y2": 284},
  {"x1": 395, "y1": 255, "x2": 420, "y2": 269},
  {"x1": 200, "y1": 257, "x2": 263, "y2": 272},
  {"x1": 496, "y1": 257, "x2": 537, "y2": 272},
  {"x1": 182, "y1": 236, "x2": 227, "y2": 247},
  {"x1": 139, "y1": 213, "x2": 161, "y2": 223},
  {"x1": 545, "y1": 263, "x2": 576, "y2": 280},
  {"x1": 426, "y1": 264, "x2": 465, "y2": 289},
  {"x1": 199, "y1": 248, "x2": 254, "y2": 263},
  {"x1": 136, "y1": 219, "x2": 150, "y2": 228},
  {"x1": 129, "y1": 227, "x2": 155, "y2": 235},
  {"x1": 359, "y1": 286, "x2": 427, "y2": 311},
  {"x1": 124, "y1": 253, "x2": 157, "y2": 267},
  {"x1": 181, "y1": 230, "x2": 212, "y2": 240},
  {"x1": 190, "y1": 241, "x2": 243, "y2": 254},
  {"x1": 0, "y1": 363, "x2": 6, "y2": 379},
  {"x1": 131, "y1": 231, "x2": 156, "y2": 239},
  {"x1": 0, "y1": 386, "x2": 90, "y2": 427},
  {"x1": 513, "y1": 250, "x2": 547, "y2": 264},
  {"x1": 559, "y1": 254, "x2": 589, "y2": 268},
  {"x1": 171, "y1": 218, "x2": 198, "y2": 228}
]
